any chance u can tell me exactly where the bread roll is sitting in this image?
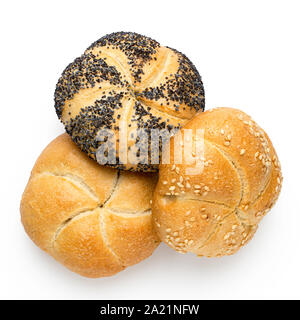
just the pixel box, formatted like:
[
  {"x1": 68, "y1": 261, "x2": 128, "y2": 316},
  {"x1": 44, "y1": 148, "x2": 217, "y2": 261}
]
[
  {"x1": 20, "y1": 134, "x2": 160, "y2": 278},
  {"x1": 54, "y1": 32, "x2": 205, "y2": 172},
  {"x1": 152, "y1": 108, "x2": 282, "y2": 257}
]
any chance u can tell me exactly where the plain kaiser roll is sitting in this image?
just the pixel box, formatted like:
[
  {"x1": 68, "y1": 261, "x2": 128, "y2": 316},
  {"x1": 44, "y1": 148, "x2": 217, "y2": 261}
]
[
  {"x1": 152, "y1": 107, "x2": 282, "y2": 257},
  {"x1": 54, "y1": 32, "x2": 205, "y2": 172},
  {"x1": 20, "y1": 134, "x2": 160, "y2": 278}
]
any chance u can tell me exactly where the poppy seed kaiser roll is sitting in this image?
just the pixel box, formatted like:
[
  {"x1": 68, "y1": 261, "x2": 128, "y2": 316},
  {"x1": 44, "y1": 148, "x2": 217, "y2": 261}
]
[
  {"x1": 152, "y1": 108, "x2": 282, "y2": 257},
  {"x1": 54, "y1": 32, "x2": 205, "y2": 172},
  {"x1": 20, "y1": 134, "x2": 160, "y2": 278}
]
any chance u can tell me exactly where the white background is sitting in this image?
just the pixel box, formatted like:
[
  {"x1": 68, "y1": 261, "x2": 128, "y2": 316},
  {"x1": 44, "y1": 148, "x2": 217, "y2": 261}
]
[{"x1": 0, "y1": 0, "x2": 299, "y2": 300}]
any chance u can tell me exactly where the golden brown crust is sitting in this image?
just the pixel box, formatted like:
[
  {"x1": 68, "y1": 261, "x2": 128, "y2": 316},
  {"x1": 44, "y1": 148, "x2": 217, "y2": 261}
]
[
  {"x1": 21, "y1": 134, "x2": 160, "y2": 278},
  {"x1": 53, "y1": 209, "x2": 124, "y2": 278},
  {"x1": 102, "y1": 210, "x2": 157, "y2": 266},
  {"x1": 54, "y1": 32, "x2": 205, "y2": 172},
  {"x1": 152, "y1": 108, "x2": 282, "y2": 257}
]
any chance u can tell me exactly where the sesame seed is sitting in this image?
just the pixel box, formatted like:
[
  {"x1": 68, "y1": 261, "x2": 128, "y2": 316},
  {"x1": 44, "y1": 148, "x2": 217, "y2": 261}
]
[
  {"x1": 169, "y1": 186, "x2": 176, "y2": 191},
  {"x1": 277, "y1": 177, "x2": 281, "y2": 183},
  {"x1": 224, "y1": 233, "x2": 230, "y2": 240},
  {"x1": 240, "y1": 149, "x2": 246, "y2": 155}
]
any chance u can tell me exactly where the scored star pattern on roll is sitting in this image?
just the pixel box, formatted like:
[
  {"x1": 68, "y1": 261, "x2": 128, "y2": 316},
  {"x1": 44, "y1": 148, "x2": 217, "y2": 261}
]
[
  {"x1": 54, "y1": 32, "x2": 205, "y2": 172},
  {"x1": 152, "y1": 108, "x2": 282, "y2": 257},
  {"x1": 21, "y1": 134, "x2": 159, "y2": 278}
]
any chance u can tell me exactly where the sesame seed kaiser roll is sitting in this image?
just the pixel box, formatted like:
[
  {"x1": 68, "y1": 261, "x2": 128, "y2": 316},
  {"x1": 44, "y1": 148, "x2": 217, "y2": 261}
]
[
  {"x1": 54, "y1": 32, "x2": 205, "y2": 172},
  {"x1": 20, "y1": 134, "x2": 160, "y2": 278},
  {"x1": 152, "y1": 108, "x2": 282, "y2": 257}
]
